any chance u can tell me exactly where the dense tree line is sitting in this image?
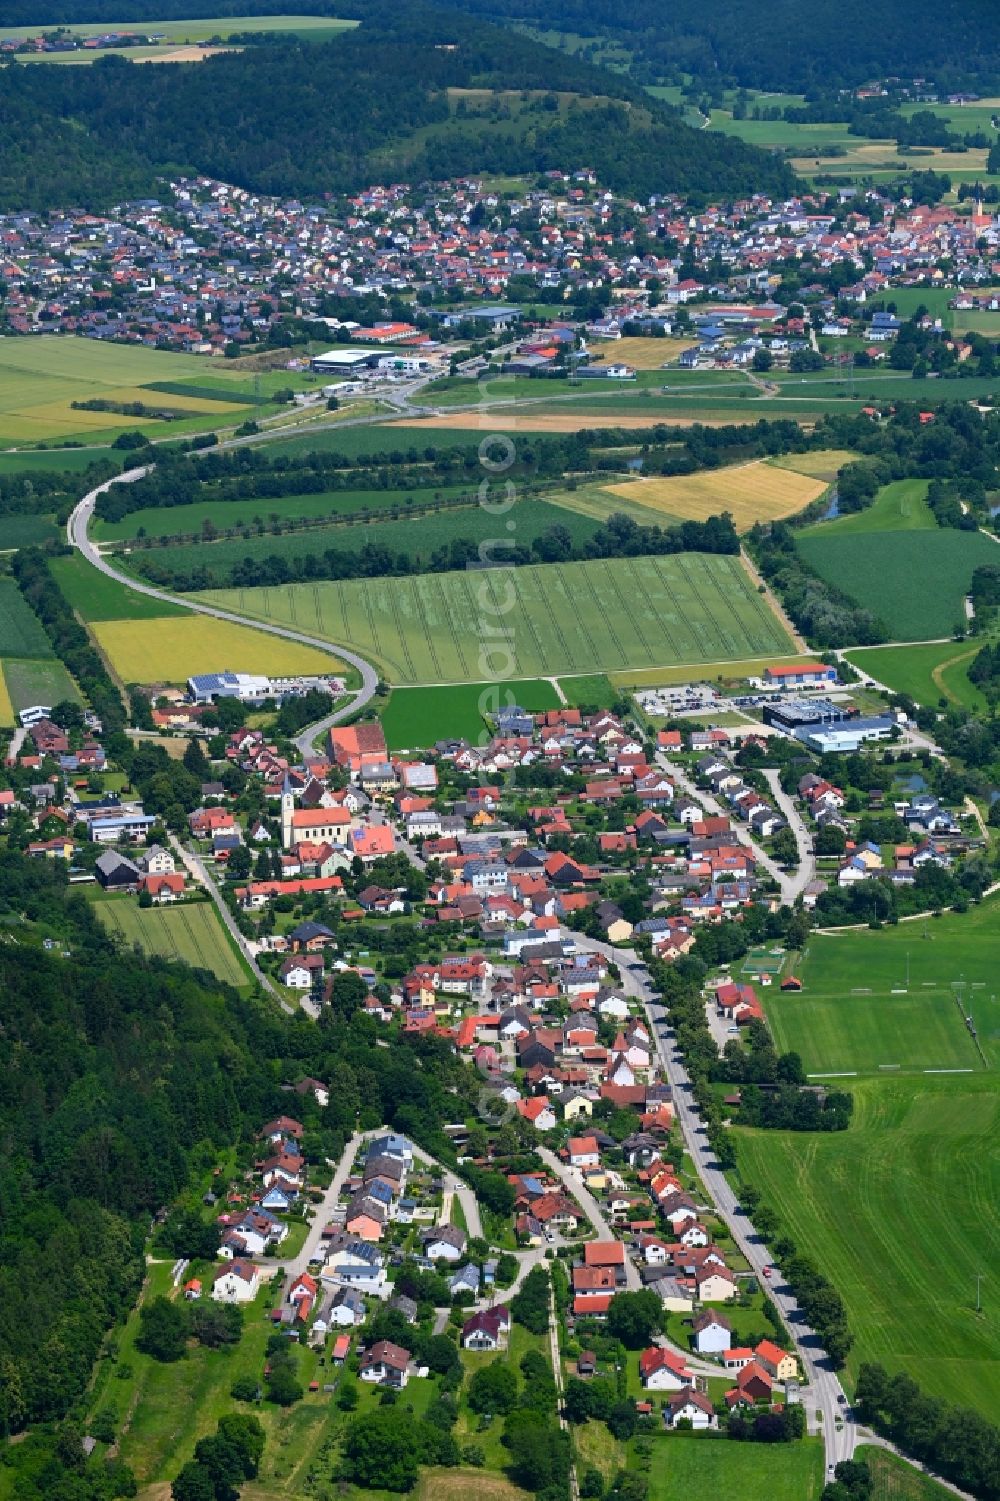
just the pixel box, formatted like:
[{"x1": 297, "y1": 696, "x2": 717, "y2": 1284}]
[
  {"x1": 131, "y1": 509, "x2": 740, "y2": 591},
  {"x1": 0, "y1": 5, "x2": 794, "y2": 212},
  {"x1": 736, "y1": 1188, "x2": 853, "y2": 1365},
  {"x1": 12, "y1": 547, "x2": 126, "y2": 733},
  {"x1": 854, "y1": 1364, "x2": 1000, "y2": 1501},
  {"x1": 94, "y1": 417, "x2": 819, "y2": 527},
  {"x1": 749, "y1": 520, "x2": 888, "y2": 648},
  {"x1": 0, "y1": 458, "x2": 116, "y2": 520}
]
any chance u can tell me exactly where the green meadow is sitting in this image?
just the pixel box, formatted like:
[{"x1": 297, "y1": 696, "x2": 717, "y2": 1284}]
[
  {"x1": 381, "y1": 679, "x2": 560, "y2": 750},
  {"x1": 735, "y1": 1073, "x2": 1000, "y2": 1417},
  {"x1": 846, "y1": 641, "x2": 986, "y2": 711}
]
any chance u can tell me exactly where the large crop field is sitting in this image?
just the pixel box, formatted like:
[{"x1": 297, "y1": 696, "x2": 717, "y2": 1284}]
[
  {"x1": 0, "y1": 336, "x2": 267, "y2": 447},
  {"x1": 381, "y1": 679, "x2": 560, "y2": 750},
  {"x1": 644, "y1": 1435, "x2": 824, "y2": 1501},
  {"x1": 125, "y1": 497, "x2": 599, "y2": 584},
  {"x1": 796, "y1": 526, "x2": 999, "y2": 639},
  {"x1": 846, "y1": 641, "x2": 985, "y2": 711},
  {"x1": 93, "y1": 896, "x2": 250, "y2": 989},
  {"x1": 602, "y1": 459, "x2": 828, "y2": 530},
  {"x1": 200, "y1": 551, "x2": 794, "y2": 684},
  {"x1": 735, "y1": 1073, "x2": 1000, "y2": 1416},
  {"x1": 91, "y1": 615, "x2": 338, "y2": 683}
]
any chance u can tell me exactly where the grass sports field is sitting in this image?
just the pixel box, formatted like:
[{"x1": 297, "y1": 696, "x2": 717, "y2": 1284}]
[
  {"x1": 735, "y1": 1073, "x2": 1000, "y2": 1416},
  {"x1": 381, "y1": 679, "x2": 560, "y2": 750},
  {"x1": 796, "y1": 525, "x2": 999, "y2": 640},
  {"x1": 91, "y1": 615, "x2": 338, "y2": 683},
  {"x1": 768, "y1": 901, "x2": 1000, "y2": 1072},
  {"x1": 847, "y1": 641, "x2": 986, "y2": 711},
  {"x1": 93, "y1": 896, "x2": 250, "y2": 989},
  {"x1": 643, "y1": 1435, "x2": 823, "y2": 1501},
  {"x1": 200, "y1": 552, "x2": 794, "y2": 684},
  {"x1": 602, "y1": 459, "x2": 828, "y2": 530}
]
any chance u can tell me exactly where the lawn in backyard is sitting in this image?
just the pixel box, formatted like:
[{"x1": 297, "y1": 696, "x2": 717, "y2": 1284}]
[
  {"x1": 200, "y1": 551, "x2": 794, "y2": 685},
  {"x1": 846, "y1": 641, "x2": 986, "y2": 711},
  {"x1": 128, "y1": 497, "x2": 599, "y2": 585},
  {"x1": 91, "y1": 614, "x2": 338, "y2": 684},
  {"x1": 92, "y1": 895, "x2": 251, "y2": 989},
  {"x1": 734, "y1": 1073, "x2": 1000, "y2": 1417},
  {"x1": 795, "y1": 526, "x2": 999, "y2": 639},
  {"x1": 601, "y1": 459, "x2": 828, "y2": 531},
  {"x1": 381, "y1": 679, "x2": 560, "y2": 750},
  {"x1": 1, "y1": 658, "x2": 80, "y2": 715},
  {"x1": 770, "y1": 900, "x2": 1000, "y2": 1071},
  {"x1": 640, "y1": 1434, "x2": 824, "y2": 1501}
]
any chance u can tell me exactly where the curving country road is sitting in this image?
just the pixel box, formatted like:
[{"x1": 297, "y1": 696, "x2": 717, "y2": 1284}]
[{"x1": 67, "y1": 466, "x2": 381, "y2": 748}]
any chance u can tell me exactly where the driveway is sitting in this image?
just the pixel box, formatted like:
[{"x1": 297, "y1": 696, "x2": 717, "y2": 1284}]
[{"x1": 275, "y1": 1130, "x2": 364, "y2": 1282}]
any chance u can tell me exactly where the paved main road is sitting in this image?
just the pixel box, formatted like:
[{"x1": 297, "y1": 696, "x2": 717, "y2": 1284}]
[{"x1": 571, "y1": 933, "x2": 855, "y2": 1470}]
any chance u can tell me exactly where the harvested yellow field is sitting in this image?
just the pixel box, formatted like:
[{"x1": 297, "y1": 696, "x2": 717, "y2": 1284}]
[
  {"x1": 603, "y1": 459, "x2": 827, "y2": 530},
  {"x1": 390, "y1": 411, "x2": 736, "y2": 433},
  {"x1": 0, "y1": 666, "x2": 14, "y2": 726},
  {"x1": 91, "y1": 615, "x2": 339, "y2": 683},
  {"x1": 769, "y1": 449, "x2": 859, "y2": 481},
  {"x1": 595, "y1": 336, "x2": 697, "y2": 369},
  {"x1": 611, "y1": 654, "x2": 823, "y2": 688}
]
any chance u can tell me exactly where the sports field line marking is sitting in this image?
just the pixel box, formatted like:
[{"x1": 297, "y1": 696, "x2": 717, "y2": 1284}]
[
  {"x1": 924, "y1": 1068, "x2": 974, "y2": 1073},
  {"x1": 807, "y1": 1071, "x2": 858, "y2": 1078}
]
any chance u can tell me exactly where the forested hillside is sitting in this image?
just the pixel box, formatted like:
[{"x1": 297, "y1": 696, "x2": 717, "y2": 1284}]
[
  {"x1": 7, "y1": 0, "x2": 1000, "y2": 92},
  {"x1": 0, "y1": 851, "x2": 486, "y2": 1447},
  {"x1": 0, "y1": 6, "x2": 795, "y2": 210},
  {"x1": 422, "y1": 0, "x2": 1000, "y2": 92}
]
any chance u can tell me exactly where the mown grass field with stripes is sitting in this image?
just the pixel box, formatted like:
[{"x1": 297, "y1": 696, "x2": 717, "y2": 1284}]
[
  {"x1": 735, "y1": 1074, "x2": 1000, "y2": 1417},
  {"x1": 768, "y1": 902, "x2": 1000, "y2": 1074},
  {"x1": 93, "y1": 896, "x2": 250, "y2": 989},
  {"x1": 200, "y1": 552, "x2": 793, "y2": 684}
]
